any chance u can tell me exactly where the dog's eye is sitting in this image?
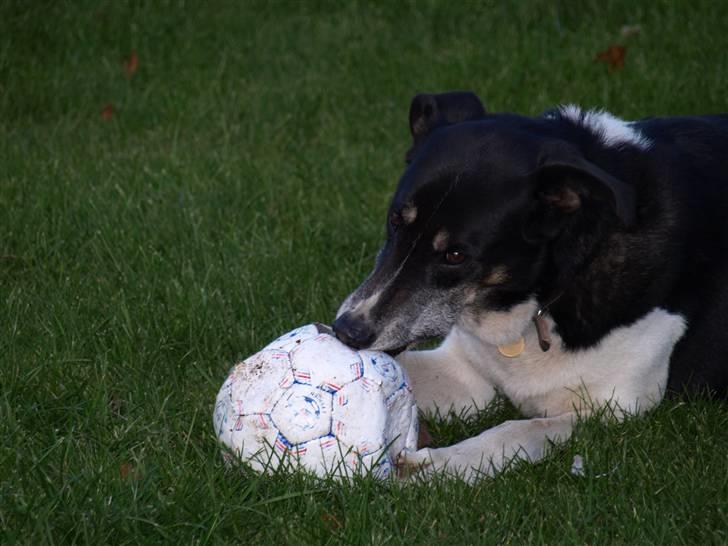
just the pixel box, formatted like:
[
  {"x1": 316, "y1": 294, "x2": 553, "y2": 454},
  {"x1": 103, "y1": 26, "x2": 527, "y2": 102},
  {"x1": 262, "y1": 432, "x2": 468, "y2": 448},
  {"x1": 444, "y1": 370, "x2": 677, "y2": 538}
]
[
  {"x1": 444, "y1": 250, "x2": 467, "y2": 265},
  {"x1": 389, "y1": 213, "x2": 403, "y2": 228}
]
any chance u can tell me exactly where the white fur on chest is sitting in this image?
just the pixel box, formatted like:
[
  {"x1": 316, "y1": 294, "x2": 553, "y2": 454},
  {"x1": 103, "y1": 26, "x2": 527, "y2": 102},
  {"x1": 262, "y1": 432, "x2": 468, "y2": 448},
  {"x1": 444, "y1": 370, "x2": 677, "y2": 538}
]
[{"x1": 453, "y1": 308, "x2": 687, "y2": 417}]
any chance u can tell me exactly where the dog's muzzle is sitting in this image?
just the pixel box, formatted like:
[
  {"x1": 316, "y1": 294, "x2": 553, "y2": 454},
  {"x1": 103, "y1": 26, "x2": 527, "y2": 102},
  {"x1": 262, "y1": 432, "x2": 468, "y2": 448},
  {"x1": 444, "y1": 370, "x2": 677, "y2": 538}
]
[{"x1": 332, "y1": 312, "x2": 376, "y2": 350}]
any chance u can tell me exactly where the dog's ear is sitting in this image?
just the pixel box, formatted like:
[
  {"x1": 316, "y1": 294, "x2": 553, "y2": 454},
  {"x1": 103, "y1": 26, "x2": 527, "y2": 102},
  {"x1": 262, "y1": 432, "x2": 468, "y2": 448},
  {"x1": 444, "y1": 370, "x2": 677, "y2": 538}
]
[
  {"x1": 524, "y1": 144, "x2": 636, "y2": 241},
  {"x1": 406, "y1": 91, "x2": 486, "y2": 162}
]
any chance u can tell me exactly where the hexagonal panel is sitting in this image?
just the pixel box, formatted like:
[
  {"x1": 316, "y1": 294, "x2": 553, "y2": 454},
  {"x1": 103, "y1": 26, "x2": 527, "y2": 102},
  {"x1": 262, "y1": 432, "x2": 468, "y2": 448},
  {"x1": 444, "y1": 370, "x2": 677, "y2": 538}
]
[
  {"x1": 332, "y1": 380, "x2": 386, "y2": 456},
  {"x1": 384, "y1": 384, "x2": 418, "y2": 458},
  {"x1": 220, "y1": 413, "x2": 279, "y2": 473},
  {"x1": 271, "y1": 384, "x2": 333, "y2": 444},
  {"x1": 284, "y1": 435, "x2": 342, "y2": 476},
  {"x1": 302, "y1": 436, "x2": 341, "y2": 475},
  {"x1": 213, "y1": 398, "x2": 230, "y2": 440},
  {"x1": 359, "y1": 450, "x2": 394, "y2": 479},
  {"x1": 228, "y1": 350, "x2": 294, "y2": 414},
  {"x1": 213, "y1": 372, "x2": 236, "y2": 435},
  {"x1": 262, "y1": 324, "x2": 320, "y2": 352},
  {"x1": 290, "y1": 333, "x2": 363, "y2": 392},
  {"x1": 359, "y1": 350, "x2": 407, "y2": 397}
]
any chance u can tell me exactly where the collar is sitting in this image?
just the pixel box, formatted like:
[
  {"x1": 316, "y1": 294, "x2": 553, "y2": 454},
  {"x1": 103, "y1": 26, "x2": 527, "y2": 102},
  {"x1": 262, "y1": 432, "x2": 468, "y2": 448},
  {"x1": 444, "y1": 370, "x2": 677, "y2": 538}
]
[
  {"x1": 532, "y1": 290, "x2": 564, "y2": 352},
  {"x1": 497, "y1": 291, "x2": 564, "y2": 357}
]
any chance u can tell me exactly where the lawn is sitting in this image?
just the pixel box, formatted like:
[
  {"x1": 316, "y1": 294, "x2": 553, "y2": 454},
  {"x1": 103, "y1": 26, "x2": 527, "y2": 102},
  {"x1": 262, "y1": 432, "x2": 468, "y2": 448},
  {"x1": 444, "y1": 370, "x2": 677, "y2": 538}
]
[{"x1": 2, "y1": 0, "x2": 728, "y2": 543}]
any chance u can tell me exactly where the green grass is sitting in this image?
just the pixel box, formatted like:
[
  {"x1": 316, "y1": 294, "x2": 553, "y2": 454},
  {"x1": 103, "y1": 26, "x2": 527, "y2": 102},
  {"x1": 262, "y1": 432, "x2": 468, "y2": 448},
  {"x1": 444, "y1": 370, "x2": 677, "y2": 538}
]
[{"x1": 2, "y1": 0, "x2": 728, "y2": 543}]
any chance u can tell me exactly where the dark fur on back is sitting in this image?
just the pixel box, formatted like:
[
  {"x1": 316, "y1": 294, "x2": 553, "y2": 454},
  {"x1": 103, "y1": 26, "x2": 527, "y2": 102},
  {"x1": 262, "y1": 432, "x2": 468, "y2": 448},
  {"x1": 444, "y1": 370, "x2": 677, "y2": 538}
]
[
  {"x1": 335, "y1": 93, "x2": 728, "y2": 398},
  {"x1": 542, "y1": 112, "x2": 728, "y2": 396}
]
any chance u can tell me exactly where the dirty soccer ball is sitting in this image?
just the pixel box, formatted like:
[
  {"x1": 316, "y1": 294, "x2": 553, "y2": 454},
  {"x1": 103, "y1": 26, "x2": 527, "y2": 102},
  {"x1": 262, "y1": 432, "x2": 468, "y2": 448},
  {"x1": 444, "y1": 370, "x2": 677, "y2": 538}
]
[{"x1": 213, "y1": 324, "x2": 418, "y2": 479}]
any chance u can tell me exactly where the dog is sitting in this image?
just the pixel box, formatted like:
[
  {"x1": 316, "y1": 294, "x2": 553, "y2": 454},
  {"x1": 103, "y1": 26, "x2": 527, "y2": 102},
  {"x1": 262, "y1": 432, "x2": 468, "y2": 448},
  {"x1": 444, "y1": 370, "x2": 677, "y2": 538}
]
[{"x1": 332, "y1": 91, "x2": 728, "y2": 481}]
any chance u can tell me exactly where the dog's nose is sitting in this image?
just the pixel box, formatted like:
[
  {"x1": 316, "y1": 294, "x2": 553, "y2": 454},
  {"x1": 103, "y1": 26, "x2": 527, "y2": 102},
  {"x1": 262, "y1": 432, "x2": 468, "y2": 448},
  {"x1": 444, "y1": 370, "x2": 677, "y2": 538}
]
[{"x1": 332, "y1": 313, "x2": 375, "y2": 349}]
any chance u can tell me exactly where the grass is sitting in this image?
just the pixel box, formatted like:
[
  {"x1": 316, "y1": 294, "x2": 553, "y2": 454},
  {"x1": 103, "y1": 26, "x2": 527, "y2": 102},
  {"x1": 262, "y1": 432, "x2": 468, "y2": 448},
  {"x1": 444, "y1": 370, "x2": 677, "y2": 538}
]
[{"x1": 2, "y1": 0, "x2": 728, "y2": 543}]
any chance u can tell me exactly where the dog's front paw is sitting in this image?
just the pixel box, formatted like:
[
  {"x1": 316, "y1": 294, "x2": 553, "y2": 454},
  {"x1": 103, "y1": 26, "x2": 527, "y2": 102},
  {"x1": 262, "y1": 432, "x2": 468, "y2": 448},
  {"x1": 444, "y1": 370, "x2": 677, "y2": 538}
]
[
  {"x1": 396, "y1": 448, "x2": 436, "y2": 479},
  {"x1": 396, "y1": 446, "x2": 492, "y2": 483},
  {"x1": 397, "y1": 447, "x2": 471, "y2": 481}
]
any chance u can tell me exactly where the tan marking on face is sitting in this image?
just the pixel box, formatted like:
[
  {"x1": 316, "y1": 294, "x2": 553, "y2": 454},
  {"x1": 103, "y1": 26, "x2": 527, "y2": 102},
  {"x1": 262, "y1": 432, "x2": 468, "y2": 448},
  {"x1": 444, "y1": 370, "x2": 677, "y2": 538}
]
[
  {"x1": 402, "y1": 204, "x2": 417, "y2": 224},
  {"x1": 483, "y1": 265, "x2": 509, "y2": 286},
  {"x1": 432, "y1": 229, "x2": 449, "y2": 251}
]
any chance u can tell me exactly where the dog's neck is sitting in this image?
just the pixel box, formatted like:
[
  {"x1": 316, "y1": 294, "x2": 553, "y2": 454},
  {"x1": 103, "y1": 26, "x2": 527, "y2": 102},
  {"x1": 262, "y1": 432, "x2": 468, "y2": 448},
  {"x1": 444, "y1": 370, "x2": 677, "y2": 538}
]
[
  {"x1": 532, "y1": 291, "x2": 563, "y2": 351},
  {"x1": 542, "y1": 230, "x2": 670, "y2": 350}
]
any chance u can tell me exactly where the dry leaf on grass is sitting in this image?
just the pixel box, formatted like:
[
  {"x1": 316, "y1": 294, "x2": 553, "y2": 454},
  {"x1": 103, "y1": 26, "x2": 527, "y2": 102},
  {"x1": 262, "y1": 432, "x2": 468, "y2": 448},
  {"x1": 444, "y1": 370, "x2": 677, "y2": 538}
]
[
  {"x1": 123, "y1": 49, "x2": 138, "y2": 79},
  {"x1": 595, "y1": 44, "x2": 627, "y2": 70},
  {"x1": 119, "y1": 462, "x2": 142, "y2": 481},
  {"x1": 100, "y1": 103, "x2": 114, "y2": 121},
  {"x1": 321, "y1": 513, "x2": 342, "y2": 531}
]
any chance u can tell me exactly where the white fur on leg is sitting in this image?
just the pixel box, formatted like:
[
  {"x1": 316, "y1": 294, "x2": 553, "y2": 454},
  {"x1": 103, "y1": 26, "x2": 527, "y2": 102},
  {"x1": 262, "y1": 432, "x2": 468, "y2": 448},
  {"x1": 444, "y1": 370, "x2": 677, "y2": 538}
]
[
  {"x1": 397, "y1": 331, "x2": 497, "y2": 418},
  {"x1": 399, "y1": 413, "x2": 576, "y2": 483}
]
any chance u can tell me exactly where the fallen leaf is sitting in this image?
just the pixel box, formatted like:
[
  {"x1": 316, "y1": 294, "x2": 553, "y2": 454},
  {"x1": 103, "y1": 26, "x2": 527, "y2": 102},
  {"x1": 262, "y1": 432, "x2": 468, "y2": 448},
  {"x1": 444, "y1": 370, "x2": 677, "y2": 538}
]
[
  {"x1": 123, "y1": 49, "x2": 139, "y2": 79},
  {"x1": 119, "y1": 462, "x2": 134, "y2": 479},
  {"x1": 595, "y1": 44, "x2": 627, "y2": 70},
  {"x1": 119, "y1": 462, "x2": 142, "y2": 481},
  {"x1": 101, "y1": 103, "x2": 114, "y2": 121},
  {"x1": 321, "y1": 512, "x2": 342, "y2": 531}
]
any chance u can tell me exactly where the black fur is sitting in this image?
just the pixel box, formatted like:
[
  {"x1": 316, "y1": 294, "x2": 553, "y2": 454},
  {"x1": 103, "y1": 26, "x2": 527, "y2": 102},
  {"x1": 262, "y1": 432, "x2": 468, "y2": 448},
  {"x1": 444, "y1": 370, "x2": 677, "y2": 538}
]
[{"x1": 335, "y1": 92, "x2": 728, "y2": 398}]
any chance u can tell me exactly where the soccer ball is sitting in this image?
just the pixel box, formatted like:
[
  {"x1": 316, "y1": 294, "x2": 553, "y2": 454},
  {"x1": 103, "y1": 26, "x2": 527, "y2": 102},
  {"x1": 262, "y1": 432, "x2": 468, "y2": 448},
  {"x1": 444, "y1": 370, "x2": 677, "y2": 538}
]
[{"x1": 213, "y1": 323, "x2": 418, "y2": 479}]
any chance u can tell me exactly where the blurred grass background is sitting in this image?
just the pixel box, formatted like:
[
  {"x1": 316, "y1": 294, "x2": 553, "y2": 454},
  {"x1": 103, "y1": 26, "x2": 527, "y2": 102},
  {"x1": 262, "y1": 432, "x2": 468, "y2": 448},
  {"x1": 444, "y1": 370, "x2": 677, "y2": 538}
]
[{"x1": 2, "y1": 0, "x2": 727, "y2": 543}]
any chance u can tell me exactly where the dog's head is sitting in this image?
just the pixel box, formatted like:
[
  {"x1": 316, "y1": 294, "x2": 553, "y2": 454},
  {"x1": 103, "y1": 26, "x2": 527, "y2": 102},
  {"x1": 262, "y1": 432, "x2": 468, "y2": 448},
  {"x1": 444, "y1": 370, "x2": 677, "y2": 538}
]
[{"x1": 333, "y1": 92, "x2": 635, "y2": 352}]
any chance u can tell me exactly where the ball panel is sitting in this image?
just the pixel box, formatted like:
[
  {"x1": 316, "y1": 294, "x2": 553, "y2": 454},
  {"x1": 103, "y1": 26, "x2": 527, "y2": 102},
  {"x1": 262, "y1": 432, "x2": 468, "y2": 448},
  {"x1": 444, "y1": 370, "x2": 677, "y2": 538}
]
[
  {"x1": 290, "y1": 334, "x2": 363, "y2": 392},
  {"x1": 384, "y1": 384, "x2": 419, "y2": 457},
  {"x1": 358, "y1": 450, "x2": 394, "y2": 479},
  {"x1": 222, "y1": 413, "x2": 279, "y2": 473},
  {"x1": 213, "y1": 374, "x2": 235, "y2": 439},
  {"x1": 359, "y1": 350, "x2": 407, "y2": 397},
  {"x1": 332, "y1": 380, "x2": 386, "y2": 456},
  {"x1": 229, "y1": 350, "x2": 294, "y2": 414},
  {"x1": 290, "y1": 435, "x2": 358, "y2": 477},
  {"x1": 270, "y1": 384, "x2": 333, "y2": 444},
  {"x1": 213, "y1": 399, "x2": 232, "y2": 446}
]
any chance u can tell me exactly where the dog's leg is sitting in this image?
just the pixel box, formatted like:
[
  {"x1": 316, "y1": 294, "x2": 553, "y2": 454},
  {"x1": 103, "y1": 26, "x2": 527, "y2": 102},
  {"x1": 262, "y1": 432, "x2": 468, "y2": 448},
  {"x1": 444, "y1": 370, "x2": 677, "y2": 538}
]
[
  {"x1": 397, "y1": 331, "x2": 496, "y2": 418},
  {"x1": 398, "y1": 412, "x2": 575, "y2": 482}
]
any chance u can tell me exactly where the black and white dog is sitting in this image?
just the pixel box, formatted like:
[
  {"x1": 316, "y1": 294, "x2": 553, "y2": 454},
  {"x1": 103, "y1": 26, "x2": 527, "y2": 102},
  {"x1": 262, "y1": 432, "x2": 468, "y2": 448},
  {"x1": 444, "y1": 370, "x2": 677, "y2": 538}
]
[{"x1": 333, "y1": 91, "x2": 728, "y2": 481}]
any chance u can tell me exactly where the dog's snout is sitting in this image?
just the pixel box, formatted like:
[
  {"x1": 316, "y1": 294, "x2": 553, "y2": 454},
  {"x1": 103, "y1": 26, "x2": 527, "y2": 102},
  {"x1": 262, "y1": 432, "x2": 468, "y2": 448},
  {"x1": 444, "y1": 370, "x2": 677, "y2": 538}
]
[{"x1": 332, "y1": 313, "x2": 375, "y2": 349}]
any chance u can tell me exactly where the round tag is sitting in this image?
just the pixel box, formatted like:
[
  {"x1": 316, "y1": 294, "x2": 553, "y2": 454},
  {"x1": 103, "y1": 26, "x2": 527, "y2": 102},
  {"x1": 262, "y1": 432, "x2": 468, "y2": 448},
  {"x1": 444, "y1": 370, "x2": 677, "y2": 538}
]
[{"x1": 497, "y1": 337, "x2": 525, "y2": 358}]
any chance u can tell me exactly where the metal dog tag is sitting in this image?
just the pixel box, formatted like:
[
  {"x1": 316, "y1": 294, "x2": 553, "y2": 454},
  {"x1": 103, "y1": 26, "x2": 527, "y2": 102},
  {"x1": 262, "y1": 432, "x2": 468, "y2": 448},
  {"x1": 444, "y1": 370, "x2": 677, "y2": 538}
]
[{"x1": 497, "y1": 337, "x2": 525, "y2": 358}]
